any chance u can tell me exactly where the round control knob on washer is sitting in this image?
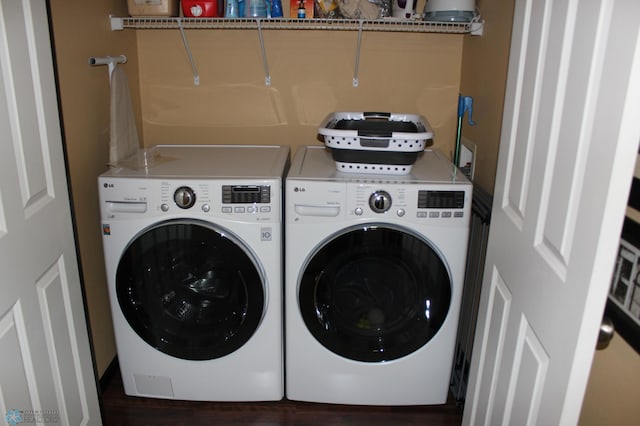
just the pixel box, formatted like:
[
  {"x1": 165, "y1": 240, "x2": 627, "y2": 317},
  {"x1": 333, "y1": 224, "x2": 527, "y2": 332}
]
[
  {"x1": 161, "y1": 203, "x2": 169, "y2": 212},
  {"x1": 354, "y1": 207, "x2": 363, "y2": 216},
  {"x1": 397, "y1": 208, "x2": 406, "y2": 217},
  {"x1": 202, "y1": 204, "x2": 211, "y2": 213},
  {"x1": 369, "y1": 190, "x2": 392, "y2": 213},
  {"x1": 174, "y1": 186, "x2": 196, "y2": 209}
]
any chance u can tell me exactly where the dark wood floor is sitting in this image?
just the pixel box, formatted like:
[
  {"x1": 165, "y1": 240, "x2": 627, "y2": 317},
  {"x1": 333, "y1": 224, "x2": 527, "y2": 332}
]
[{"x1": 100, "y1": 364, "x2": 463, "y2": 425}]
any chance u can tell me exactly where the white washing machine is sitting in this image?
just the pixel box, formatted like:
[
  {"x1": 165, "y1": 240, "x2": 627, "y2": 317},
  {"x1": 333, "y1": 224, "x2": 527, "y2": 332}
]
[
  {"x1": 285, "y1": 146, "x2": 472, "y2": 405},
  {"x1": 98, "y1": 144, "x2": 289, "y2": 401}
]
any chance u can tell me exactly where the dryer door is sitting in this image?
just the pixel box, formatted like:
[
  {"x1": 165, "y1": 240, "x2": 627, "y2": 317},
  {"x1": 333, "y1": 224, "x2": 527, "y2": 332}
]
[
  {"x1": 299, "y1": 224, "x2": 451, "y2": 362},
  {"x1": 116, "y1": 219, "x2": 264, "y2": 360}
]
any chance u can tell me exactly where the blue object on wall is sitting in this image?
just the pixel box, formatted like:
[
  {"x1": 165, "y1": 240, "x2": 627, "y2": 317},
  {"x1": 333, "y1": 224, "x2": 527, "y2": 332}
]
[{"x1": 455, "y1": 94, "x2": 476, "y2": 168}]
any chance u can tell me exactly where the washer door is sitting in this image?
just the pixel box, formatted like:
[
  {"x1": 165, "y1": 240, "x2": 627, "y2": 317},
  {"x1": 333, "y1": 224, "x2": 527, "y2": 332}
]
[
  {"x1": 299, "y1": 225, "x2": 451, "y2": 362},
  {"x1": 116, "y1": 219, "x2": 264, "y2": 361}
]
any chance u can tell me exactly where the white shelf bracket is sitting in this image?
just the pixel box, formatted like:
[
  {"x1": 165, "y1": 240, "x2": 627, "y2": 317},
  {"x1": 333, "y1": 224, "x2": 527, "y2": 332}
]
[
  {"x1": 352, "y1": 20, "x2": 364, "y2": 87},
  {"x1": 110, "y1": 15, "x2": 123, "y2": 31},
  {"x1": 176, "y1": 18, "x2": 200, "y2": 86},
  {"x1": 470, "y1": 17, "x2": 484, "y2": 36},
  {"x1": 256, "y1": 19, "x2": 271, "y2": 86}
]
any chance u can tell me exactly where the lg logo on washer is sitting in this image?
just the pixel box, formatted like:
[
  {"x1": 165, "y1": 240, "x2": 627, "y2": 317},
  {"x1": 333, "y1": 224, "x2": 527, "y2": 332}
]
[
  {"x1": 261, "y1": 227, "x2": 272, "y2": 241},
  {"x1": 293, "y1": 187, "x2": 306, "y2": 192}
]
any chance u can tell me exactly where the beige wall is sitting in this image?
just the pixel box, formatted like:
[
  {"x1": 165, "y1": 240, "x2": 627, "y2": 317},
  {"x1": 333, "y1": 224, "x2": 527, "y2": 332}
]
[
  {"x1": 49, "y1": 0, "x2": 139, "y2": 377},
  {"x1": 459, "y1": 0, "x2": 515, "y2": 194},
  {"x1": 579, "y1": 334, "x2": 640, "y2": 425},
  {"x1": 136, "y1": 30, "x2": 463, "y2": 156}
]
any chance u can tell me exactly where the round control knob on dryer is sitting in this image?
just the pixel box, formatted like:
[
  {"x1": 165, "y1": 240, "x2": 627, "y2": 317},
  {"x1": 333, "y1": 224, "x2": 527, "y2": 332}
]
[
  {"x1": 397, "y1": 208, "x2": 406, "y2": 217},
  {"x1": 369, "y1": 190, "x2": 392, "y2": 213},
  {"x1": 174, "y1": 186, "x2": 196, "y2": 209},
  {"x1": 354, "y1": 207, "x2": 363, "y2": 216}
]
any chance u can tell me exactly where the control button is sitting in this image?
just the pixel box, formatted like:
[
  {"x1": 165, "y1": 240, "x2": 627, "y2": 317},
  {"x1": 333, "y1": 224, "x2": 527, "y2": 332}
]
[
  {"x1": 260, "y1": 206, "x2": 271, "y2": 213},
  {"x1": 247, "y1": 206, "x2": 256, "y2": 213},
  {"x1": 417, "y1": 212, "x2": 428, "y2": 218},
  {"x1": 222, "y1": 207, "x2": 233, "y2": 213},
  {"x1": 202, "y1": 204, "x2": 211, "y2": 213},
  {"x1": 429, "y1": 212, "x2": 440, "y2": 218},
  {"x1": 442, "y1": 211, "x2": 452, "y2": 218},
  {"x1": 354, "y1": 207, "x2": 363, "y2": 216},
  {"x1": 454, "y1": 211, "x2": 464, "y2": 218},
  {"x1": 161, "y1": 204, "x2": 169, "y2": 212},
  {"x1": 397, "y1": 209, "x2": 405, "y2": 217},
  {"x1": 234, "y1": 207, "x2": 245, "y2": 213}
]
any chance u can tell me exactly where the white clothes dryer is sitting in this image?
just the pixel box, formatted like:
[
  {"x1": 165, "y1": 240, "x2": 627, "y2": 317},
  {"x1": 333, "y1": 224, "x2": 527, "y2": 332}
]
[
  {"x1": 285, "y1": 146, "x2": 472, "y2": 405},
  {"x1": 98, "y1": 145, "x2": 289, "y2": 401}
]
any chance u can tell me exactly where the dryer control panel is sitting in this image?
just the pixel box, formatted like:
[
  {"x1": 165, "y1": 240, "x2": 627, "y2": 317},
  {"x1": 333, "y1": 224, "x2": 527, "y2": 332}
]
[
  {"x1": 287, "y1": 179, "x2": 471, "y2": 226},
  {"x1": 350, "y1": 182, "x2": 470, "y2": 223}
]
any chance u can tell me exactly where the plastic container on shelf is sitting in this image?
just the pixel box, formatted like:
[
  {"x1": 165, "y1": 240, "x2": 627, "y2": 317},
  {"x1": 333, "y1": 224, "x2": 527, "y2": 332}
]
[
  {"x1": 127, "y1": 0, "x2": 179, "y2": 16},
  {"x1": 225, "y1": 0, "x2": 239, "y2": 17},
  {"x1": 248, "y1": 0, "x2": 267, "y2": 17},
  {"x1": 182, "y1": 0, "x2": 220, "y2": 17},
  {"x1": 271, "y1": 0, "x2": 283, "y2": 17},
  {"x1": 422, "y1": 0, "x2": 476, "y2": 22}
]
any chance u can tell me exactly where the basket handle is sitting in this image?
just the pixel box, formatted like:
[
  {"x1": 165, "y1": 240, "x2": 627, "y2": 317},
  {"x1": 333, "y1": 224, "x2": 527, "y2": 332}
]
[
  {"x1": 359, "y1": 112, "x2": 393, "y2": 138},
  {"x1": 363, "y1": 112, "x2": 391, "y2": 120},
  {"x1": 359, "y1": 138, "x2": 390, "y2": 148}
]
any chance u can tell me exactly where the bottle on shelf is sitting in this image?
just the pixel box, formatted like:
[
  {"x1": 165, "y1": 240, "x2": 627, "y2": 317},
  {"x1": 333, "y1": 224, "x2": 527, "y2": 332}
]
[
  {"x1": 249, "y1": 0, "x2": 267, "y2": 17},
  {"x1": 225, "y1": 0, "x2": 239, "y2": 17},
  {"x1": 271, "y1": 0, "x2": 283, "y2": 17}
]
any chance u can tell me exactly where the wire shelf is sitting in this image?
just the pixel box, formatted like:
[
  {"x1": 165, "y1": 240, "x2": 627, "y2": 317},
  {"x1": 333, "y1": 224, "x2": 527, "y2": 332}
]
[
  {"x1": 108, "y1": 15, "x2": 482, "y2": 87},
  {"x1": 111, "y1": 16, "x2": 475, "y2": 34}
]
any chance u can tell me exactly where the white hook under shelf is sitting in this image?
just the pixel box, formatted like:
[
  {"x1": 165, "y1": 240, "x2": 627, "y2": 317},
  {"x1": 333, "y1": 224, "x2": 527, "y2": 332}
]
[
  {"x1": 88, "y1": 55, "x2": 127, "y2": 81},
  {"x1": 256, "y1": 19, "x2": 271, "y2": 86},
  {"x1": 176, "y1": 18, "x2": 200, "y2": 86},
  {"x1": 352, "y1": 20, "x2": 364, "y2": 87}
]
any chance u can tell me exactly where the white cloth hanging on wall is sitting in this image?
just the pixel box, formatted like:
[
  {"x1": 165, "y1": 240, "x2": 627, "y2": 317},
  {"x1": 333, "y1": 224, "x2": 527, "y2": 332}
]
[{"x1": 109, "y1": 66, "x2": 139, "y2": 165}]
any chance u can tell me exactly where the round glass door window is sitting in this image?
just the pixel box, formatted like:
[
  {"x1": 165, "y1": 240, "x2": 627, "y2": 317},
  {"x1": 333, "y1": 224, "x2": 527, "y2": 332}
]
[
  {"x1": 299, "y1": 225, "x2": 451, "y2": 362},
  {"x1": 116, "y1": 219, "x2": 264, "y2": 360}
]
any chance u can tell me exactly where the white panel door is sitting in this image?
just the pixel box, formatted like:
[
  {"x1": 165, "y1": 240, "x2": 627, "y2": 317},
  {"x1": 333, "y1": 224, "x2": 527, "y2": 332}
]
[
  {"x1": 0, "y1": 1, "x2": 101, "y2": 425},
  {"x1": 463, "y1": 0, "x2": 640, "y2": 425}
]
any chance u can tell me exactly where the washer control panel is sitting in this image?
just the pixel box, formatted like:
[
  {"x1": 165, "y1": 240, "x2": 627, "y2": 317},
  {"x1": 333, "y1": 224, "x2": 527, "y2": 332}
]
[
  {"x1": 99, "y1": 177, "x2": 279, "y2": 222},
  {"x1": 222, "y1": 185, "x2": 270, "y2": 204}
]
